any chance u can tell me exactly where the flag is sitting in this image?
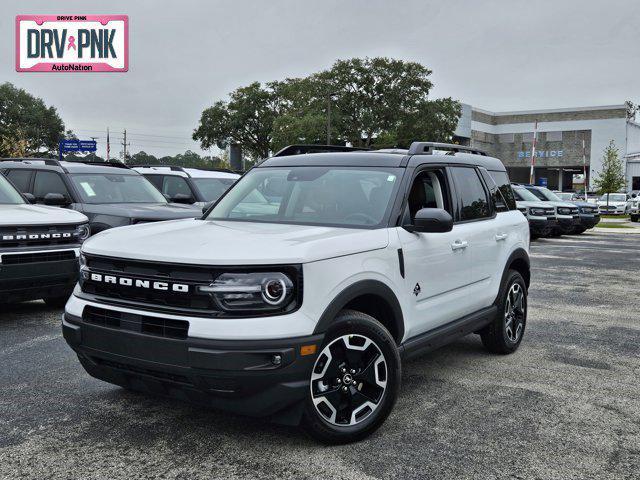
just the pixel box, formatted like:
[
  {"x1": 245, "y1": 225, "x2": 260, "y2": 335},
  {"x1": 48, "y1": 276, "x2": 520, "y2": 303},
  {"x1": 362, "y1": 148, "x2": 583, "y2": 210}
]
[
  {"x1": 106, "y1": 127, "x2": 110, "y2": 161},
  {"x1": 529, "y1": 120, "x2": 537, "y2": 184},
  {"x1": 583, "y1": 137, "x2": 587, "y2": 201}
]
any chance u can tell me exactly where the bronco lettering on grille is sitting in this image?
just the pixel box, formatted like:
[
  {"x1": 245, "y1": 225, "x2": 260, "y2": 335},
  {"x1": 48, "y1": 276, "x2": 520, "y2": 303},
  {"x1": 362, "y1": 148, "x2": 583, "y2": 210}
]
[
  {"x1": 88, "y1": 272, "x2": 190, "y2": 293},
  {"x1": 2, "y1": 232, "x2": 73, "y2": 241}
]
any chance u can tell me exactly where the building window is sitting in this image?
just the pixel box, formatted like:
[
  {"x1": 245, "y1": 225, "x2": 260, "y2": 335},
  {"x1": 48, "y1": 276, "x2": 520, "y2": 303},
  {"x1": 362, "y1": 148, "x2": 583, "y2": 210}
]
[
  {"x1": 522, "y1": 132, "x2": 535, "y2": 143},
  {"x1": 546, "y1": 131, "x2": 563, "y2": 142},
  {"x1": 498, "y1": 133, "x2": 514, "y2": 143}
]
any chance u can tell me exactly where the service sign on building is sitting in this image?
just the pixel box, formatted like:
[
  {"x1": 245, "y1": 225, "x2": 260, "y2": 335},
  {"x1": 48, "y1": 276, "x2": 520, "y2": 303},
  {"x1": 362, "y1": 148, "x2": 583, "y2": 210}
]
[{"x1": 16, "y1": 15, "x2": 128, "y2": 72}]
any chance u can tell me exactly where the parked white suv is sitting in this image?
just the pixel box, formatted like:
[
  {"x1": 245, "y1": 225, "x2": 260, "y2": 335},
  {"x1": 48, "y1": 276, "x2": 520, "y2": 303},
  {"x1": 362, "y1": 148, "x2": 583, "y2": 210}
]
[
  {"x1": 0, "y1": 173, "x2": 89, "y2": 305},
  {"x1": 63, "y1": 143, "x2": 530, "y2": 443},
  {"x1": 131, "y1": 165, "x2": 240, "y2": 207}
]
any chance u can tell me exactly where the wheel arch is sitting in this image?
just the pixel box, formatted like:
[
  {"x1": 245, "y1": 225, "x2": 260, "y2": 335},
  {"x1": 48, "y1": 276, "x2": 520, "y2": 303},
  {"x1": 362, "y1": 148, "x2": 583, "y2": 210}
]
[
  {"x1": 496, "y1": 248, "x2": 530, "y2": 304},
  {"x1": 313, "y1": 280, "x2": 405, "y2": 344}
]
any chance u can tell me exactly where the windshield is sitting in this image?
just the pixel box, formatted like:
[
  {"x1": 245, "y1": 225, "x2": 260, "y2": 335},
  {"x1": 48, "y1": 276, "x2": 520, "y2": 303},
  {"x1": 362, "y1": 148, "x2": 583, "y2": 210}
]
[
  {"x1": 70, "y1": 173, "x2": 167, "y2": 204},
  {"x1": 206, "y1": 166, "x2": 402, "y2": 228},
  {"x1": 525, "y1": 186, "x2": 562, "y2": 202},
  {"x1": 513, "y1": 186, "x2": 543, "y2": 202},
  {"x1": 555, "y1": 192, "x2": 573, "y2": 200},
  {"x1": 0, "y1": 175, "x2": 25, "y2": 204},
  {"x1": 599, "y1": 193, "x2": 627, "y2": 202},
  {"x1": 193, "y1": 177, "x2": 237, "y2": 202}
]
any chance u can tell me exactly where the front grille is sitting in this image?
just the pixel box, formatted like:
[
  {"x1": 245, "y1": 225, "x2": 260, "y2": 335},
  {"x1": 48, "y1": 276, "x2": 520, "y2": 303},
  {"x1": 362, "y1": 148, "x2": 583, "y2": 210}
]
[
  {"x1": 1, "y1": 250, "x2": 76, "y2": 265},
  {"x1": 83, "y1": 306, "x2": 189, "y2": 339},
  {"x1": 0, "y1": 224, "x2": 79, "y2": 248},
  {"x1": 79, "y1": 254, "x2": 302, "y2": 315}
]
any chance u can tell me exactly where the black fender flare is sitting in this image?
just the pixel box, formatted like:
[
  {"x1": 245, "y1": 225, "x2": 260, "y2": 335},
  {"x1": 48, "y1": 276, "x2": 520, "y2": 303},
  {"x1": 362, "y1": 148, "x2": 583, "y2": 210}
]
[
  {"x1": 313, "y1": 279, "x2": 405, "y2": 342},
  {"x1": 494, "y1": 248, "x2": 530, "y2": 304}
]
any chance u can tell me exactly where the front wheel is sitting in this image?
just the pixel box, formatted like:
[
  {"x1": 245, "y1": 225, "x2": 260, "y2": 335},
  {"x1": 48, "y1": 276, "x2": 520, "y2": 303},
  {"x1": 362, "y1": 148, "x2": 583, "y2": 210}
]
[
  {"x1": 302, "y1": 310, "x2": 401, "y2": 444},
  {"x1": 481, "y1": 270, "x2": 527, "y2": 354}
]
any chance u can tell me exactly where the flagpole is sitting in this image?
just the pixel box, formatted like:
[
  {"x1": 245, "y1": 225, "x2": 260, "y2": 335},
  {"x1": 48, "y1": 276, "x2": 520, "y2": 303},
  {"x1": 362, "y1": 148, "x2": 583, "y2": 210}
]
[
  {"x1": 582, "y1": 137, "x2": 587, "y2": 201},
  {"x1": 106, "y1": 127, "x2": 110, "y2": 162},
  {"x1": 529, "y1": 120, "x2": 537, "y2": 184}
]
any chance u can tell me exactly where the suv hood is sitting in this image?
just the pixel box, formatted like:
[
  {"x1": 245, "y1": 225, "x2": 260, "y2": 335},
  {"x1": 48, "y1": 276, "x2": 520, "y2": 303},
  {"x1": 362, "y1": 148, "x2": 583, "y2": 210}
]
[
  {"x1": 516, "y1": 200, "x2": 548, "y2": 208},
  {"x1": 83, "y1": 219, "x2": 390, "y2": 265},
  {"x1": 596, "y1": 200, "x2": 627, "y2": 207},
  {"x1": 81, "y1": 202, "x2": 200, "y2": 220},
  {"x1": 0, "y1": 204, "x2": 88, "y2": 226}
]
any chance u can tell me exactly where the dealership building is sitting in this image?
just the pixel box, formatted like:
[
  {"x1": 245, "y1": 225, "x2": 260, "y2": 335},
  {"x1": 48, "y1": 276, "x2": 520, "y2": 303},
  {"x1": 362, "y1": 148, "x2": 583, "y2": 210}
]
[{"x1": 453, "y1": 103, "x2": 640, "y2": 191}]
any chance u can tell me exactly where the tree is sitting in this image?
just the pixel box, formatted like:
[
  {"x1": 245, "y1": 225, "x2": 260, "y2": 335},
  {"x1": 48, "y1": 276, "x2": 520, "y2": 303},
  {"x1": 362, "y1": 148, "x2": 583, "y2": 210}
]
[
  {"x1": 194, "y1": 57, "x2": 462, "y2": 158},
  {"x1": 193, "y1": 82, "x2": 285, "y2": 160},
  {"x1": 0, "y1": 82, "x2": 65, "y2": 157},
  {"x1": 592, "y1": 140, "x2": 626, "y2": 208}
]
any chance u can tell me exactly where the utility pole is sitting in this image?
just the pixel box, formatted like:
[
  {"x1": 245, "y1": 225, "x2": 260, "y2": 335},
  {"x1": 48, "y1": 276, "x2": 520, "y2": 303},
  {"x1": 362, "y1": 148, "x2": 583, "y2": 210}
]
[{"x1": 121, "y1": 129, "x2": 130, "y2": 162}]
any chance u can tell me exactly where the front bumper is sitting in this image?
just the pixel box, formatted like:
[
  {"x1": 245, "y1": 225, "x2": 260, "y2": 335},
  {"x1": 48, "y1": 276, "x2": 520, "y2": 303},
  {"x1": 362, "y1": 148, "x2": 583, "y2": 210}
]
[
  {"x1": 528, "y1": 216, "x2": 556, "y2": 235},
  {"x1": 578, "y1": 213, "x2": 600, "y2": 229},
  {"x1": 0, "y1": 247, "x2": 80, "y2": 302},
  {"x1": 556, "y1": 215, "x2": 581, "y2": 233},
  {"x1": 62, "y1": 311, "x2": 323, "y2": 422}
]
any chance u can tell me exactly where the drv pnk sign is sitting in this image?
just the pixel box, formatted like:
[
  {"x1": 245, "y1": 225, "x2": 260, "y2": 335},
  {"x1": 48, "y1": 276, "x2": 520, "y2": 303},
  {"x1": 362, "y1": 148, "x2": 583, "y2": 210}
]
[{"x1": 16, "y1": 15, "x2": 128, "y2": 72}]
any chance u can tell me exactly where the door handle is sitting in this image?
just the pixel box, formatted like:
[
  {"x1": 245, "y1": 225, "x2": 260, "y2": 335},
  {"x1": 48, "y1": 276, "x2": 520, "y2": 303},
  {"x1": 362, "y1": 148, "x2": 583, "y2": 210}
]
[
  {"x1": 495, "y1": 233, "x2": 509, "y2": 241},
  {"x1": 451, "y1": 240, "x2": 468, "y2": 251}
]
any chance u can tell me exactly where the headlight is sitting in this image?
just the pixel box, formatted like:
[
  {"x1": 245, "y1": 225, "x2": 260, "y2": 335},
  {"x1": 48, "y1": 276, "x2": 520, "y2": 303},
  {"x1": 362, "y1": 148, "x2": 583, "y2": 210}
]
[
  {"x1": 198, "y1": 272, "x2": 296, "y2": 312},
  {"x1": 529, "y1": 207, "x2": 546, "y2": 216},
  {"x1": 557, "y1": 207, "x2": 572, "y2": 215},
  {"x1": 79, "y1": 252, "x2": 87, "y2": 269},
  {"x1": 77, "y1": 224, "x2": 90, "y2": 241}
]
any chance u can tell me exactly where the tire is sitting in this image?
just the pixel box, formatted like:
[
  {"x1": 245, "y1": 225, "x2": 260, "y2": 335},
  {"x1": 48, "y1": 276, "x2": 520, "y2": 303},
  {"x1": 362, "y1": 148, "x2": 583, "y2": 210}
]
[
  {"x1": 301, "y1": 310, "x2": 401, "y2": 444},
  {"x1": 571, "y1": 227, "x2": 587, "y2": 235},
  {"x1": 43, "y1": 292, "x2": 72, "y2": 308},
  {"x1": 631, "y1": 216, "x2": 638, "y2": 223},
  {"x1": 481, "y1": 270, "x2": 527, "y2": 354}
]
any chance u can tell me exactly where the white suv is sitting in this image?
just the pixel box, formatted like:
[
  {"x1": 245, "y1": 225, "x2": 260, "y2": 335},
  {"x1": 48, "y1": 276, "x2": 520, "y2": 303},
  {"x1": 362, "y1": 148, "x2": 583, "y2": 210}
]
[
  {"x1": 0, "y1": 173, "x2": 89, "y2": 305},
  {"x1": 131, "y1": 165, "x2": 240, "y2": 207},
  {"x1": 63, "y1": 143, "x2": 530, "y2": 443}
]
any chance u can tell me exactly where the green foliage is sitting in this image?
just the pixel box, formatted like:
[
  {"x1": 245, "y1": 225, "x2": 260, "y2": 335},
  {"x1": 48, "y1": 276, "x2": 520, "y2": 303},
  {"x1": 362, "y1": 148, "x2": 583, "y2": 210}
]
[
  {"x1": 194, "y1": 57, "x2": 462, "y2": 158},
  {"x1": 128, "y1": 150, "x2": 229, "y2": 169},
  {"x1": 0, "y1": 82, "x2": 65, "y2": 157},
  {"x1": 193, "y1": 82, "x2": 285, "y2": 160},
  {"x1": 593, "y1": 140, "x2": 626, "y2": 202}
]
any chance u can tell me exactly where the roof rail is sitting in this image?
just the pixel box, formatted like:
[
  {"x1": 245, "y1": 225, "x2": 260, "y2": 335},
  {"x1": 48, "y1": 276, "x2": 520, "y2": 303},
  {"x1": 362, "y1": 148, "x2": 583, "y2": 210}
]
[
  {"x1": 272, "y1": 144, "x2": 369, "y2": 158},
  {"x1": 0, "y1": 157, "x2": 69, "y2": 172},
  {"x1": 129, "y1": 164, "x2": 188, "y2": 175},
  {"x1": 64, "y1": 159, "x2": 130, "y2": 169},
  {"x1": 407, "y1": 142, "x2": 487, "y2": 156}
]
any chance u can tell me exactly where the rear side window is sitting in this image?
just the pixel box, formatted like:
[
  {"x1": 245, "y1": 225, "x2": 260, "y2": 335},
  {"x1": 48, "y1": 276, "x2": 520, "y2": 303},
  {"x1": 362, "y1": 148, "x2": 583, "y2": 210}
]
[
  {"x1": 6, "y1": 169, "x2": 32, "y2": 193},
  {"x1": 33, "y1": 171, "x2": 71, "y2": 201},
  {"x1": 449, "y1": 167, "x2": 491, "y2": 221},
  {"x1": 162, "y1": 176, "x2": 192, "y2": 198},
  {"x1": 486, "y1": 170, "x2": 516, "y2": 211}
]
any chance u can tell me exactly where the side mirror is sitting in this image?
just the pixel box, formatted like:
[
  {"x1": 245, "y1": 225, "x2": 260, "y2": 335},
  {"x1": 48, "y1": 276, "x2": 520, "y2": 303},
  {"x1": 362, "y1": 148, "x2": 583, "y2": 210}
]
[
  {"x1": 403, "y1": 208, "x2": 453, "y2": 233},
  {"x1": 202, "y1": 202, "x2": 213, "y2": 215},
  {"x1": 170, "y1": 193, "x2": 195, "y2": 204},
  {"x1": 43, "y1": 193, "x2": 70, "y2": 206},
  {"x1": 23, "y1": 192, "x2": 36, "y2": 204}
]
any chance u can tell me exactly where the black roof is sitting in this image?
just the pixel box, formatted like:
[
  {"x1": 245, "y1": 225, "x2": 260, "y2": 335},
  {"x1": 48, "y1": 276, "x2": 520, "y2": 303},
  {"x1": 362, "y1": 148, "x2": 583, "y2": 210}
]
[
  {"x1": 0, "y1": 158, "x2": 139, "y2": 175},
  {"x1": 259, "y1": 150, "x2": 506, "y2": 172}
]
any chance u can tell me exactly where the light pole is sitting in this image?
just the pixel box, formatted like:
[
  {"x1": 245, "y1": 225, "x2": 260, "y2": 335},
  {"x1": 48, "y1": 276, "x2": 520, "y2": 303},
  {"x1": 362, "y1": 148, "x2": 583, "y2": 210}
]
[{"x1": 326, "y1": 92, "x2": 338, "y2": 145}]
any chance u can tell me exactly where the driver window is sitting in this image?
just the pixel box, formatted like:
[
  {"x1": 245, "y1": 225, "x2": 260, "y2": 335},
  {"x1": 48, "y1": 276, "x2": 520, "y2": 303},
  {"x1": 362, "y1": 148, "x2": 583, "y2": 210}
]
[{"x1": 404, "y1": 169, "x2": 451, "y2": 224}]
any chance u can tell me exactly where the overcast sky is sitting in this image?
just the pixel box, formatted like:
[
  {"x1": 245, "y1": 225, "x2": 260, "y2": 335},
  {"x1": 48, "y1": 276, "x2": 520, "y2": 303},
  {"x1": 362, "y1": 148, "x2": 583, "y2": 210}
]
[{"x1": 2, "y1": 0, "x2": 639, "y2": 158}]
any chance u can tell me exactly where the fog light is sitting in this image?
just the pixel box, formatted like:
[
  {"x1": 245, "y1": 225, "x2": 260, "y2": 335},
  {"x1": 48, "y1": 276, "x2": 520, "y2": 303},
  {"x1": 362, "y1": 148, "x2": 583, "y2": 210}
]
[{"x1": 271, "y1": 354, "x2": 282, "y2": 366}]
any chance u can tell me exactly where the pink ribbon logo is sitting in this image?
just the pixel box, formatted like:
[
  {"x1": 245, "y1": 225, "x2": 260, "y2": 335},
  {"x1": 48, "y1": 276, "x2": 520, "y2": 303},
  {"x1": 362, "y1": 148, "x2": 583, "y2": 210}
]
[{"x1": 67, "y1": 35, "x2": 77, "y2": 50}]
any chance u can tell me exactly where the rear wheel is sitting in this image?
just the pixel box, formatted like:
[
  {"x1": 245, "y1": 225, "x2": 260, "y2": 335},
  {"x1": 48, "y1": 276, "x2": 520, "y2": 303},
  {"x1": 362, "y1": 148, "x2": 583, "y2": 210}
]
[
  {"x1": 481, "y1": 270, "x2": 527, "y2": 354},
  {"x1": 302, "y1": 310, "x2": 401, "y2": 444}
]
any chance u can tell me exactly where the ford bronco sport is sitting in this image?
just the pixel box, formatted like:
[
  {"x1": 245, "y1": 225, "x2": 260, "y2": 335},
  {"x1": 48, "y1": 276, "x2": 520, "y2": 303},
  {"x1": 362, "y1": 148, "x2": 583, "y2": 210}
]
[
  {"x1": 0, "y1": 173, "x2": 89, "y2": 306},
  {"x1": 63, "y1": 142, "x2": 530, "y2": 443}
]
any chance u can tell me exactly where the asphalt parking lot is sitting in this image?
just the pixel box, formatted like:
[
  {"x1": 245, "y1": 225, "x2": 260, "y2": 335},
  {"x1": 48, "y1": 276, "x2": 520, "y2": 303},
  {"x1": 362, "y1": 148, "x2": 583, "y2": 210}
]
[{"x1": 1, "y1": 231, "x2": 639, "y2": 480}]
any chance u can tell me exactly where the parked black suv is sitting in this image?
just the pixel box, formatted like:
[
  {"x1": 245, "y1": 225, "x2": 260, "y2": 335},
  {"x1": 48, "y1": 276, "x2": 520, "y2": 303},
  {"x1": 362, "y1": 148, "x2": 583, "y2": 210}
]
[{"x1": 1, "y1": 159, "x2": 201, "y2": 235}]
